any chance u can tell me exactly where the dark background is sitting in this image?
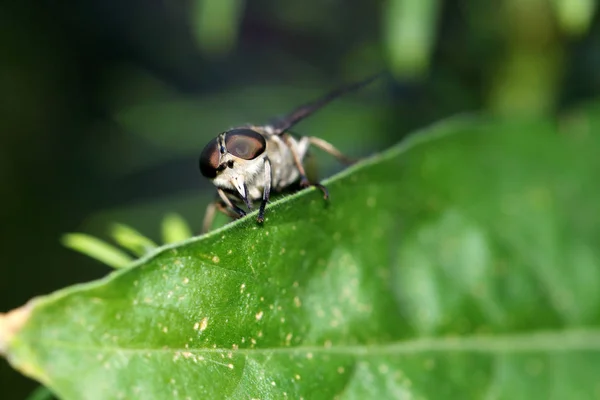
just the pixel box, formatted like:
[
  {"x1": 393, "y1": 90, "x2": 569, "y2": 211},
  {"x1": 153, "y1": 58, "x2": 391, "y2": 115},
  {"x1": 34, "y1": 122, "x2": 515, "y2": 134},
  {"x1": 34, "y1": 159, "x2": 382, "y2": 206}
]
[{"x1": 2, "y1": 0, "x2": 599, "y2": 398}]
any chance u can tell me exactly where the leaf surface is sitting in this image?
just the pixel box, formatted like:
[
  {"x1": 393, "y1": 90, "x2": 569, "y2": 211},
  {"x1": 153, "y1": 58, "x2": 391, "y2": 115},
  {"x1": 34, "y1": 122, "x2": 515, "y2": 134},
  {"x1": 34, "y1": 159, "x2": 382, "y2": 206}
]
[{"x1": 3, "y1": 111, "x2": 600, "y2": 399}]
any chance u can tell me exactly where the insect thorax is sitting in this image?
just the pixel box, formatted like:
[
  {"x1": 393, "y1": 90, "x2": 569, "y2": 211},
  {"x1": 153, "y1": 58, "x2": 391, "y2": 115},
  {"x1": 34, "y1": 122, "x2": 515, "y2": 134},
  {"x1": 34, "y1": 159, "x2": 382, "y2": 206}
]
[{"x1": 262, "y1": 131, "x2": 310, "y2": 191}]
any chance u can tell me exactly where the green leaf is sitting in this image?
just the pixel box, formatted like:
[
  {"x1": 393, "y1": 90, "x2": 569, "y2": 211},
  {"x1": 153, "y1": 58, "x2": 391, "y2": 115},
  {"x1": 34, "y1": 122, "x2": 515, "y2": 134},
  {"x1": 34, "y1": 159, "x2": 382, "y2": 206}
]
[
  {"x1": 109, "y1": 223, "x2": 158, "y2": 256},
  {"x1": 192, "y1": 0, "x2": 244, "y2": 57},
  {"x1": 60, "y1": 233, "x2": 133, "y2": 269},
  {"x1": 26, "y1": 386, "x2": 55, "y2": 400},
  {"x1": 383, "y1": 0, "x2": 441, "y2": 78},
  {"x1": 551, "y1": 0, "x2": 597, "y2": 36},
  {"x1": 161, "y1": 213, "x2": 194, "y2": 244},
  {"x1": 3, "y1": 110, "x2": 600, "y2": 399}
]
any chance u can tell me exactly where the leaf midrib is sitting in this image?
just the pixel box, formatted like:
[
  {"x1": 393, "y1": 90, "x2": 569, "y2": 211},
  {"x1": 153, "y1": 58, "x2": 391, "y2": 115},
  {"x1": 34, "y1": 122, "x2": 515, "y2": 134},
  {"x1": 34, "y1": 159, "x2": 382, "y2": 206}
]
[{"x1": 21, "y1": 328, "x2": 600, "y2": 356}]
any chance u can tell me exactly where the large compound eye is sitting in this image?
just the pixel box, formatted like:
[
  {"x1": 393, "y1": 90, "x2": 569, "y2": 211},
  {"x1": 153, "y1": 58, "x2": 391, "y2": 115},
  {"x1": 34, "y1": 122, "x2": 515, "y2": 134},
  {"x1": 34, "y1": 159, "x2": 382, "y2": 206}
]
[
  {"x1": 225, "y1": 129, "x2": 266, "y2": 160},
  {"x1": 199, "y1": 138, "x2": 220, "y2": 178}
]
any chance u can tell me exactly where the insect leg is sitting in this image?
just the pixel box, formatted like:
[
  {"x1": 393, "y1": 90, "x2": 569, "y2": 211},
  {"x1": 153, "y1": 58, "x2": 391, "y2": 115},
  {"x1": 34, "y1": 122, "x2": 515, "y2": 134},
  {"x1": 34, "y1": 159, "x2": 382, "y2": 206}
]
[
  {"x1": 215, "y1": 202, "x2": 241, "y2": 218},
  {"x1": 202, "y1": 196, "x2": 242, "y2": 233},
  {"x1": 242, "y1": 183, "x2": 254, "y2": 210},
  {"x1": 283, "y1": 134, "x2": 329, "y2": 200},
  {"x1": 218, "y1": 188, "x2": 247, "y2": 218},
  {"x1": 202, "y1": 200, "x2": 218, "y2": 234},
  {"x1": 308, "y1": 136, "x2": 356, "y2": 165},
  {"x1": 257, "y1": 158, "x2": 272, "y2": 223}
]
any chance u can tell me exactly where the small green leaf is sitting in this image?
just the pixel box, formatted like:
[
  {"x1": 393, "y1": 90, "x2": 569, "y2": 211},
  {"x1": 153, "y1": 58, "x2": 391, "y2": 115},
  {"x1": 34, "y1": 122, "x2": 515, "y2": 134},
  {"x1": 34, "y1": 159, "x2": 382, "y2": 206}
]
[
  {"x1": 109, "y1": 223, "x2": 157, "y2": 256},
  {"x1": 26, "y1": 386, "x2": 55, "y2": 400},
  {"x1": 551, "y1": 0, "x2": 597, "y2": 36},
  {"x1": 61, "y1": 233, "x2": 133, "y2": 269},
  {"x1": 383, "y1": 0, "x2": 441, "y2": 78},
  {"x1": 5, "y1": 107, "x2": 600, "y2": 398},
  {"x1": 161, "y1": 213, "x2": 193, "y2": 244},
  {"x1": 192, "y1": 0, "x2": 244, "y2": 57}
]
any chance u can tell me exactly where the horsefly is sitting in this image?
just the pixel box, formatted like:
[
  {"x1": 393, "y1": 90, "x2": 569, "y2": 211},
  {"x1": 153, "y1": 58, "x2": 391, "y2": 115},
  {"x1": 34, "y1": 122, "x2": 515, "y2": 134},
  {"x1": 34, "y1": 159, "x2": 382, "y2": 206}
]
[{"x1": 199, "y1": 73, "x2": 382, "y2": 232}]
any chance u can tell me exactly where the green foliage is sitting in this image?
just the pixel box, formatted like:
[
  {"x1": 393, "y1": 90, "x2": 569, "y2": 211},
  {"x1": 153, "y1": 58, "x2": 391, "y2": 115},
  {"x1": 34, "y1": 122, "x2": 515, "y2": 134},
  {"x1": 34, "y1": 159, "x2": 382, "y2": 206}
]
[
  {"x1": 62, "y1": 213, "x2": 194, "y2": 269},
  {"x1": 551, "y1": 0, "x2": 598, "y2": 35},
  {"x1": 161, "y1": 213, "x2": 194, "y2": 244},
  {"x1": 192, "y1": 0, "x2": 244, "y2": 56},
  {"x1": 25, "y1": 386, "x2": 54, "y2": 400},
  {"x1": 110, "y1": 223, "x2": 158, "y2": 257},
  {"x1": 60, "y1": 233, "x2": 133, "y2": 269},
  {"x1": 384, "y1": 0, "x2": 441, "y2": 77},
  {"x1": 3, "y1": 107, "x2": 600, "y2": 398}
]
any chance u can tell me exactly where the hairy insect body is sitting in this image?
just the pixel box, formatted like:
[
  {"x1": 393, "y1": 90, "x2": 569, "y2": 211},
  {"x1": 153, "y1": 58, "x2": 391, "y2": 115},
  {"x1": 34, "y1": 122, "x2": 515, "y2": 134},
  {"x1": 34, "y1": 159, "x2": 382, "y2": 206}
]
[
  {"x1": 211, "y1": 128, "x2": 309, "y2": 202},
  {"x1": 264, "y1": 132, "x2": 310, "y2": 192},
  {"x1": 199, "y1": 73, "x2": 382, "y2": 232}
]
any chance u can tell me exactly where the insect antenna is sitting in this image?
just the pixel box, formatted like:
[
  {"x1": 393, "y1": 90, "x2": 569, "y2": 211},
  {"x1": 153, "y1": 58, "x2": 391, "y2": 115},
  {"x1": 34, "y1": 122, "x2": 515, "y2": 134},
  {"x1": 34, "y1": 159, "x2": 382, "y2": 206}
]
[{"x1": 268, "y1": 71, "x2": 387, "y2": 135}]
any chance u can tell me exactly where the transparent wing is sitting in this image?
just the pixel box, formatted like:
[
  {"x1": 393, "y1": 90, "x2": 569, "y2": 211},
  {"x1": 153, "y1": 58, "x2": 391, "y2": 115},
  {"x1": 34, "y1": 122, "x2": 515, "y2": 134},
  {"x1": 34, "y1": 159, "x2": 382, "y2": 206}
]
[{"x1": 267, "y1": 72, "x2": 387, "y2": 135}]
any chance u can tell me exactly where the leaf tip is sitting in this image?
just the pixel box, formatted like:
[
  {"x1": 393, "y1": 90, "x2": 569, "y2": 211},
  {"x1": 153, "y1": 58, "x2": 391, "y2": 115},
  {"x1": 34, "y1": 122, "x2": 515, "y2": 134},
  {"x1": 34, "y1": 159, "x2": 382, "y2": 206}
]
[{"x1": 0, "y1": 303, "x2": 32, "y2": 356}]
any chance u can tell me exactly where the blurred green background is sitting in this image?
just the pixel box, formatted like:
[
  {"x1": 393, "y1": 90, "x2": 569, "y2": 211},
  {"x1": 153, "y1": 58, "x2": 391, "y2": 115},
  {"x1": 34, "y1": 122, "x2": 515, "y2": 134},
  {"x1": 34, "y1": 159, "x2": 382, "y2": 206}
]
[{"x1": 1, "y1": 0, "x2": 599, "y2": 397}]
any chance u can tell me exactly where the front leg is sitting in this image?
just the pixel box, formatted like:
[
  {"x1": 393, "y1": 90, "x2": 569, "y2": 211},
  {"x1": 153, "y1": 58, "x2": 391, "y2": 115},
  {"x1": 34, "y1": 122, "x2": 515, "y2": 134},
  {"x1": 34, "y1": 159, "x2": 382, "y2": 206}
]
[
  {"x1": 217, "y1": 188, "x2": 247, "y2": 218},
  {"x1": 257, "y1": 158, "x2": 272, "y2": 223},
  {"x1": 202, "y1": 193, "x2": 247, "y2": 233}
]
